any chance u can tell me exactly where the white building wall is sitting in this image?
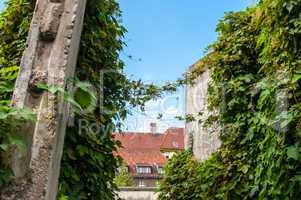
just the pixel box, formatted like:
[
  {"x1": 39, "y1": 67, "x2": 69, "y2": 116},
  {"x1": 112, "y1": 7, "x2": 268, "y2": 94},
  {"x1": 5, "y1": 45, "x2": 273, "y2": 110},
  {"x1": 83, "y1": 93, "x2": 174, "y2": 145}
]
[
  {"x1": 185, "y1": 68, "x2": 221, "y2": 160},
  {"x1": 117, "y1": 187, "x2": 158, "y2": 200}
]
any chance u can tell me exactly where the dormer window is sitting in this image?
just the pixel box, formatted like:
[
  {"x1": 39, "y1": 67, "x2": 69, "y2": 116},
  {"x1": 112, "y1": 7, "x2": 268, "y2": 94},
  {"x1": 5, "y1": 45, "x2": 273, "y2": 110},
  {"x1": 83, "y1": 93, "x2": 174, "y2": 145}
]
[
  {"x1": 157, "y1": 166, "x2": 164, "y2": 174},
  {"x1": 136, "y1": 166, "x2": 152, "y2": 174}
]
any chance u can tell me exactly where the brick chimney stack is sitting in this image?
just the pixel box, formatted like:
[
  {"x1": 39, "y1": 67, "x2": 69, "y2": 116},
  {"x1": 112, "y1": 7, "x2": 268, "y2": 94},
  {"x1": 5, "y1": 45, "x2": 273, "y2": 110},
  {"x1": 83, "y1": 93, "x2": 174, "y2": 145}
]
[{"x1": 150, "y1": 123, "x2": 157, "y2": 133}]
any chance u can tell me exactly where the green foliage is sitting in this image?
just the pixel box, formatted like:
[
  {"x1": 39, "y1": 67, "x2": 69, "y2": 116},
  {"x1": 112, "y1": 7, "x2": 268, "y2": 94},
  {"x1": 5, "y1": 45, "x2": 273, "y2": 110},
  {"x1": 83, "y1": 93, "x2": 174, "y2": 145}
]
[
  {"x1": 0, "y1": 0, "x2": 159, "y2": 199},
  {"x1": 114, "y1": 164, "x2": 135, "y2": 187},
  {"x1": 159, "y1": 0, "x2": 301, "y2": 199},
  {"x1": 158, "y1": 151, "x2": 201, "y2": 200},
  {"x1": 0, "y1": 0, "x2": 35, "y2": 187},
  {"x1": 38, "y1": 80, "x2": 97, "y2": 112},
  {"x1": 0, "y1": 105, "x2": 36, "y2": 187},
  {"x1": 57, "y1": 0, "x2": 128, "y2": 198}
]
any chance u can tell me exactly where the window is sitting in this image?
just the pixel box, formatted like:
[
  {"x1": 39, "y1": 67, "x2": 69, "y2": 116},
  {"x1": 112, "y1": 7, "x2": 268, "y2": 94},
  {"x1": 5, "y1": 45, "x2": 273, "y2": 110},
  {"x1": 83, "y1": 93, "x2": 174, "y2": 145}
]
[
  {"x1": 138, "y1": 180, "x2": 146, "y2": 187},
  {"x1": 157, "y1": 166, "x2": 164, "y2": 174},
  {"x1": 136, "y1": 166, "x2": 152, "y2": 174}
]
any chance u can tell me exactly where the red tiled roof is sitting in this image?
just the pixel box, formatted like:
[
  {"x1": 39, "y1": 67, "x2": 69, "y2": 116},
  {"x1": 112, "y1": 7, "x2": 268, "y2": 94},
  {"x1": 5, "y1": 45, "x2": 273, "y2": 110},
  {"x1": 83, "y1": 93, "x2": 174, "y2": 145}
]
[
  {"x1": 117, "y1": 150, "x2": 166, "y2": 166},
  {"x1": 113, "y1": 128, "x2": 184, "y2": 175},
  {"x1": 160, "y1": 128, "x2": 184, "y2": 150},
  {"x1": 114, "y1": 132, "x2": 164, "y2": 151}
]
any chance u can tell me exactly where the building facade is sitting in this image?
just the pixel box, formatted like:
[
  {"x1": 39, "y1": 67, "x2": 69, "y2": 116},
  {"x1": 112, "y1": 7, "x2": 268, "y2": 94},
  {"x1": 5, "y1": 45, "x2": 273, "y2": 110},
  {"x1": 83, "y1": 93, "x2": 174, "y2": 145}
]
[
  {"x1": 117, "y1": 187, "x2": 158, "y2": 200},
  {"x1": 114, "y1": 125, "x2": 184, "y2": 188}
]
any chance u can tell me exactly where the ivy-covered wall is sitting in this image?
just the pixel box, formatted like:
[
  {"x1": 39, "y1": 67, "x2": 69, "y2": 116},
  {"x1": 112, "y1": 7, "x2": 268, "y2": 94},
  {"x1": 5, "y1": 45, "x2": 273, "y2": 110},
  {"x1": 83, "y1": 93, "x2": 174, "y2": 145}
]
[
  {"x1": 0, "y1": 0, "x2": 136, "y2": 199},
  {"x1": 57, "y1": 0, "x2": 128, "y2": 199},
  {"x1": 159, "y1": 0, "x2": 301, "y2": 199}
]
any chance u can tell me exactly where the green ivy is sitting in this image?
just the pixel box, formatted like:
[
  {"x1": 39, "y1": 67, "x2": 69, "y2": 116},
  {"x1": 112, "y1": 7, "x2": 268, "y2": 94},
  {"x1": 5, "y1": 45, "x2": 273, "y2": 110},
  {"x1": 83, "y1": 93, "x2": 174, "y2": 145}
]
[
  {"x1": 0, "y1": 0, "x2": 126, "y2": 198},
  {"x1": 57, "y1": 0, "x2": 128, "y2": 198},
  {"x1": 114, "y1": 164, "x2": 135, "y2": 187},
  {"x1": 0, "y1": 0, "x2": 35, "y2": 188},
  {"x1": 159, "y1": 0, "x2": 301, "y2": 199},
  {"x1": 0, "y1": 0, "x2": 165, "y2": 199}
]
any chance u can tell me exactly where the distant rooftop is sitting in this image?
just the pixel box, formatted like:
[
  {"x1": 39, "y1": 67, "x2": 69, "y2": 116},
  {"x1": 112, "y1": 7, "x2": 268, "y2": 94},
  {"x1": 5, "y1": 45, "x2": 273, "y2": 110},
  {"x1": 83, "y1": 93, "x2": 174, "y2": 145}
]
[{"x1": 113, "y1": 126, "x2": 184, "y2": 169}]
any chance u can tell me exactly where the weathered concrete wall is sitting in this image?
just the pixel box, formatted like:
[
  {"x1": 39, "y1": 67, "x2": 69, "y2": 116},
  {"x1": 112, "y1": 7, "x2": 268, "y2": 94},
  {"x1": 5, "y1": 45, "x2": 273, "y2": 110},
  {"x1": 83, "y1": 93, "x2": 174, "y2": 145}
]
[
  {"x1": 117, "y1": 187, "x2": 158, "y2": 200},
  {"x1": 185, "y1": 67, "x2": 221, "y2": 160},
  {"x1": 1, "y1": 0, "x2": 86, "y2": 199}
]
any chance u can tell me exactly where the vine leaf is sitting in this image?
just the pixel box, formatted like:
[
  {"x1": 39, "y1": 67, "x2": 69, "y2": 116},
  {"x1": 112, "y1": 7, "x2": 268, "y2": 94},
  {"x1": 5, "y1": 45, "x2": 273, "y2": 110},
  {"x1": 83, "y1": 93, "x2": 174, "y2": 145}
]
[
  {"x1": 292, "y1": 73, "x2": 301, "y2": 83},
  {"x1": 241, "y1": 165, "x2": 249, "y2": 174},
  {"x1": 0, "y1": 144, "x2": 8, "y2": 151},
  {"x1": 286, "y1": 145, "x2": 300, "y2": 160}
]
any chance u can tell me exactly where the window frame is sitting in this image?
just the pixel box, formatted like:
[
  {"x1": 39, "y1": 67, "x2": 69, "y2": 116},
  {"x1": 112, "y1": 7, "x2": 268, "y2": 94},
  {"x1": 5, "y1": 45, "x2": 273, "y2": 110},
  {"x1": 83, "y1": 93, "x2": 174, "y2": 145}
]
[
  {"x1": 157, "y1": 166, "x2": 164, "y2": 174},
  {"x1": 136, "y1": 165, "x2": 152, "y2": 174}
]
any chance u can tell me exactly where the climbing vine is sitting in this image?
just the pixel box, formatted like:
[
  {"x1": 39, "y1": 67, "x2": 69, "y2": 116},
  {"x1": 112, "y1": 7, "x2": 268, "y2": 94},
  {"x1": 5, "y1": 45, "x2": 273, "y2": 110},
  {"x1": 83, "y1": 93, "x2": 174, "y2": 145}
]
[
  {"x1": 114, "y1": 164, "x2": 135, "y2": 187},
  {"x1": 0, "y1": 0, "x2": 35, "y2": 187},
  {"x1": 159, "y1": 0, "x2": 301, "y2": 199},
  {"x1": 0, "y1": 0, "x2": 162, "y2": 199}
]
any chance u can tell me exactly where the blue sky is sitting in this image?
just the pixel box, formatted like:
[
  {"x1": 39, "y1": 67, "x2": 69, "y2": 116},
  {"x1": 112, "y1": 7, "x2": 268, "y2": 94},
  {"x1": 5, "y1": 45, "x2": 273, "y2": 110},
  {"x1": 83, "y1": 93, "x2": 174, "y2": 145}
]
[
  {"x1": 119, "y1": 0, "x2": 254, "y2": 84},
  {"x1": 0, "y1": 0, "x2": 254, "y2": 132},
  {"x1": 118, "y1": 0, "x2": 254, "y2": 132}
]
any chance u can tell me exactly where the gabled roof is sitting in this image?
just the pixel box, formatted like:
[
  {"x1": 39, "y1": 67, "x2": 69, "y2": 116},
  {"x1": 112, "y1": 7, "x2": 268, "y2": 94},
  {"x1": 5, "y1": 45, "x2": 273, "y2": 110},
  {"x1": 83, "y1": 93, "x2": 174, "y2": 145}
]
[
  {"x1": 117, "y1": 150, "x2": 166, "y2": 166},
  {"x1": 113, "y1": 127, "x2": 184, "y2": 169},
  {"x1": 160, "y1": 128, "x2": 184, "y2": 150},
  {"x1": 113, "y1": 132, "x2": 166, "y2": 167},
  {"x1": 114, "y1": 132, "x2": 164, "y2": 151}
]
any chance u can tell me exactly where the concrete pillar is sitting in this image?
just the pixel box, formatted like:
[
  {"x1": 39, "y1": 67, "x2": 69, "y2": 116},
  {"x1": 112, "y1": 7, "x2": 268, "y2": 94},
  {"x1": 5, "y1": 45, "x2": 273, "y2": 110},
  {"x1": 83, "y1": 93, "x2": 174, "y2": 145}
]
[{"x1": 1, "y1": 0, "x2": 86, "y2": 199}]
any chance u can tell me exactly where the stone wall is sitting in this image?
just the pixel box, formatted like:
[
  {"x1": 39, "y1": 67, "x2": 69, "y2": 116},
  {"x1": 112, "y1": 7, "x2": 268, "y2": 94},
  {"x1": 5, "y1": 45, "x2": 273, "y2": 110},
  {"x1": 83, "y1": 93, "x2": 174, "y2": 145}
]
[
  {"x1": 117, "y1": 187, "x2": 158, "y2": 200},
  {"x1": 185, "y1": 67, "x2": 221, "y2": 160}
]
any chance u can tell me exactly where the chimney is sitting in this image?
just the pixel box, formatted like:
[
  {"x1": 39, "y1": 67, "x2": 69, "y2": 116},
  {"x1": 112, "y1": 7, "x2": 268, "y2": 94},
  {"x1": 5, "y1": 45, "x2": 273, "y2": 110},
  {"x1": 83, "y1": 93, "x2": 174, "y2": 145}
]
[{"x1": 150, "y1": 123, "x2": 157, "y2": 133}]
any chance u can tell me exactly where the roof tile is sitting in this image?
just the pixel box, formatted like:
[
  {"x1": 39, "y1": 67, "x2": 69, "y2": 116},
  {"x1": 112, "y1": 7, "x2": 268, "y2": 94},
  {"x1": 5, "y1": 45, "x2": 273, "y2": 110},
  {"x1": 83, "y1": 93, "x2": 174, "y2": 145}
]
[{"x1": 113, "y1": 128, "x2": 184, "y2": 172}]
